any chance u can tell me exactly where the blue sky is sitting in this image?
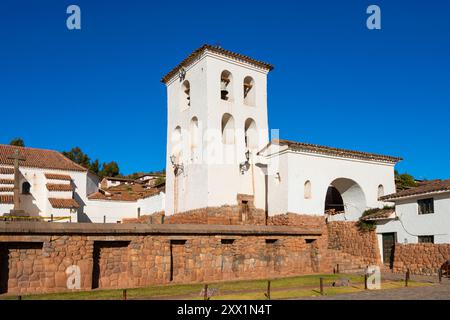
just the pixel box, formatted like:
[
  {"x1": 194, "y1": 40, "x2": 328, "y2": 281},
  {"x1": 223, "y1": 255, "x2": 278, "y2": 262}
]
[{"x1": 1, "y1": 1, "x2": 449, "y2": 179}]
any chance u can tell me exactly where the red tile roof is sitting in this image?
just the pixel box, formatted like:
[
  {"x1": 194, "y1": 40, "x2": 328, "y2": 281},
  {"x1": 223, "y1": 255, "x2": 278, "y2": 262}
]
[
  {"x1": 0, "y1": 179, "x2": 14, "y2": 185},
  {"x1": 0, "y1": 195, "x2": 13, "y2": 204},
  {"x1": 262, "y1": 139, "x2": 402, "y2": 164},
  {"x1": 46, "y1": 184, "x2": 73, "y2": 192},
  {"x1": 45, "y1": 173, "x2": 72, "y2": 181},
  {"x1": 0, "y1": 145, "x2": 87, "y2": 172},
  {"x1": 161, "y1": 44, "x2": 274, "y2": 84},
  {"x1": 48, "y1": 198, "x2": 79, "y2": 209},
  {"x1": 88, "y1": 183, "x2": 163, "y2": 202},
  {"x1": 0, "y1": 167, "x2": 14, "y2": 175},
  {"x1": 380, "y1": 179, "x2": 450, "y2": 201},
  {"x1": 361, "y1": 209, "x2": 396, "y2": 221}
]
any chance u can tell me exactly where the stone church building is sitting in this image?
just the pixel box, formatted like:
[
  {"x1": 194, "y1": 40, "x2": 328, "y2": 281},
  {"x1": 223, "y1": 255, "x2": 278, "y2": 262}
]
[{"x1": 0, "y1": 145, "x2": 165, "y2": 223}]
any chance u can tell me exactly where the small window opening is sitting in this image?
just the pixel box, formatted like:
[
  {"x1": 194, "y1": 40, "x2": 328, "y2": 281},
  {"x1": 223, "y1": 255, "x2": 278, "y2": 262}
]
[{"x1": 221, "y1": 239, "x2": 235, "y2": 245}]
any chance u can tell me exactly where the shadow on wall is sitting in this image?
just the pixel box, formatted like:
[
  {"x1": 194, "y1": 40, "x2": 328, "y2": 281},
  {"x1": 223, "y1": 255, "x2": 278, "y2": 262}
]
[{"x1": 73, "y1": 183, "x2": 91, "y2": 222}]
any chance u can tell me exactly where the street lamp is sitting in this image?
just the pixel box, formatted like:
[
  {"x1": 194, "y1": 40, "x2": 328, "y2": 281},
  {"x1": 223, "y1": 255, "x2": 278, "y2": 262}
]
[
  {"x1": 239, "y1": 150, "x2": 251, "y2": 174},
  {"x1": 170, "y1": 155, "x2": 184, "y2": 176}
]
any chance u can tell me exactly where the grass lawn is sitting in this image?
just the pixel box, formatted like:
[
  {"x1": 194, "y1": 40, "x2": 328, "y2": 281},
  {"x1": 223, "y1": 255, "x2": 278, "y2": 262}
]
[{"x1": 0, "y1": 273, "x2": 433, "y2": 300}]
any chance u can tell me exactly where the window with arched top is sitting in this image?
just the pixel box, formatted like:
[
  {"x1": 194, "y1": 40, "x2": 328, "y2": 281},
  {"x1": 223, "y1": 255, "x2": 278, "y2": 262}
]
[
  {"x1": 190, "y1": 117, "x2": 199, "y2": 162},
  {"x1": 378, "y1": 184, "x2": 384, "y2": 198},
  {"x1": 220, "y1": 70, "x2": 233, "y2": 101},
  {"x1": 304, "y1": 180, "x2": 312, "y2": 199},
  {"x1": 172, "y1": 126, "x2": 182, "y2": 159},
  {"x1": 221, "y1": 113, "x2": 235, "y2": 145},
  {"x1": 244, "y1": 118, "x2": 258, "y2": 149},
  {"x1": 243, "y1": 76, "x2": 255, "y2": 106},
  {"x1": 22, "y1": 181, "x2": 31, "y2": 194},
  {"x1": 181, "y1": 80, "x2": 190, "y2": 110}
]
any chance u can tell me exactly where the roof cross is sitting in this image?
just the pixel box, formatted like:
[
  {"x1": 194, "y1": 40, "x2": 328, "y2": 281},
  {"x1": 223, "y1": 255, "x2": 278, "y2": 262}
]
[{"x1": 7, "y1": 149, "x2": 26, "y2": 214}]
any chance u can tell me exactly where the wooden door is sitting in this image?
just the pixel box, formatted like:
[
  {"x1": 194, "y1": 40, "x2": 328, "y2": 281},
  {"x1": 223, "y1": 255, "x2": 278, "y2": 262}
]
[
  {"x1": 0, "y1": 245, "x2": 8, "y2": 294},
  {"x1": 382, "y1": 233, "x2": 396, "y2": 268}
]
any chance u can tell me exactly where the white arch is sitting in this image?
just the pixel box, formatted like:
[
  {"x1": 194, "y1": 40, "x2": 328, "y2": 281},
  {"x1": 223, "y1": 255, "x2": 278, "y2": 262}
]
[
  {"x1": 221, "y1": 113, "x2": 235, "y2": 145},
  {"x1": 378, "y1": 184, "x2": 385, "y2": 199},
  {"x1": 244, "y1": 118, "x2": 258, "y2": 149},
  {"x1": 190, "y1": 117, "x2": 199, "y2": 162},
  {"x1": 181, "y1": 80, "x2": 190, "y2": 110},
  {"x1": 243, "y1": 76, "x2": 255, "y2": 106},
  {"x1": 304, "y1": 180, "x2": 312, "y2": 199},
  {"x1": 172, "y1": 126, "x2": 182, "y2": 160},
  {"x1": 220, "y1": 70, "x2": 233, "y2": 101},
  {"x1": 325, "y1": 178, "x2": 367, "y2": 220}
]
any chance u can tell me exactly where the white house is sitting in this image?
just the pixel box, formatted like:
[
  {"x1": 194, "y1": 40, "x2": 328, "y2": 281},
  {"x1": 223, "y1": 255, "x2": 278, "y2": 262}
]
[
  {"x1": 260, "y1": 139, "x2": 400, "y2": 219},
  {"x1": 85, "y1": 182, "x2": 165, "y2": 223},
  {"x1": 100, "y1": 176, "x2": 136, "y2": 189},
  {"x1": 162, "y1": 44, "x2": 401, "y2": 220},
  {"x1": 0, "y1": 144, "x2": 99, "y2": 222},
  {"x1": 371, "y1": 179, "x2": 450, "y2": 264},
  {"x1": 0, "y1": 144, "x2": 164, "y2": 223},
  {"x1": 135, "y1": 173, "x2": 165, "y2": 186}
]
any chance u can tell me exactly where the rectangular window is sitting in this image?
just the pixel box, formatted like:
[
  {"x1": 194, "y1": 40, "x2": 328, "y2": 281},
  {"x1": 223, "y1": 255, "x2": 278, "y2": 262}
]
[
  {"x1": 418, "y1": 198, "x2": 434, "y2": 215},
  {"x1": 265, "y1": 239, "x2": 278, "y2": 245},
  {"x1": 418, "y1": 235, "x2": 434, "y2": 243}
]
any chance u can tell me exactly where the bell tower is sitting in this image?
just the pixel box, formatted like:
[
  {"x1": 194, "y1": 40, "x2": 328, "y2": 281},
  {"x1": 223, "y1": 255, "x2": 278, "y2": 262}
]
[{"x1": 162, "y1": 45, "x2": 273, "y2": 216}]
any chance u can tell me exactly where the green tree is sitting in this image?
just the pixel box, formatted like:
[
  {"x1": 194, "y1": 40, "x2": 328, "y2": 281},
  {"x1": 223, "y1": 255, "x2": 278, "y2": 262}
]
[
  {"x1": 100, "y1": 161, "x2": 120, "y2": 178},
  {"x1": 10, "y1": 138, "x2": 25, "y2": 147},
  {"x1": 62, "y1": 147, "x2": 91, "y2": 169},
  {"x1": 395, "y1": 170, "x2": 417, "y2": 190},
  {"x1": 89, "y1": 159, "x2": 101, "y2": 175}
]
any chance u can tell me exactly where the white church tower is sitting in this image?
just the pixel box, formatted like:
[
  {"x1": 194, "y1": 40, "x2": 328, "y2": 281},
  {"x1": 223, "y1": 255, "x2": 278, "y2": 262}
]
[{"x1": 162, "y1": 45, "x2": 273, "y2": 216}]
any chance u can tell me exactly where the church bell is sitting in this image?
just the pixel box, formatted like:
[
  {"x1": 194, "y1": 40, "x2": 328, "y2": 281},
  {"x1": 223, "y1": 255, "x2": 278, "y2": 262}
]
[{"x1": 221, "y1": 79, "x2": 229, "y2": 100}]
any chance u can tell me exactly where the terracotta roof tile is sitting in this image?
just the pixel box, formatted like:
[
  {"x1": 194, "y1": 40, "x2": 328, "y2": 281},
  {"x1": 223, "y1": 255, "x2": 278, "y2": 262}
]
[
  {"x1": 380, "y1": 179, "x2": 450, "y2": 201},
  {"x1": 0, "y1": 195, "x2": 13, "y2": 204},
  {"x1": 46, "y1": 184, "x2": 73, "y2": 192},
  {"x1": 265, "y1": 139, "x2": 402, "y2": 164},
  {"x1": 0, "y1": 145, "x2": 86, "y2": 172},
  {"x1": 88, "y1": 183, "x2": 163, "y2": 202},
  {"x1": 48, "y1": 198, "x2": 79, "y2": 209},
  {"x1": 0, "y1": 167, "x2": 14, "y2": 175},
  {"x1": 362, "y1": 209, "x2": 396, "y2": 221},
  {"x1": 0, "y1": 179, "x2": 14, "y2": 185},
  {"x1": 45, "y1": 173, "x2": 72, "y2": 181},
  {"x1": 162, "y1": 44, "x2": 274, "y2": 84}
]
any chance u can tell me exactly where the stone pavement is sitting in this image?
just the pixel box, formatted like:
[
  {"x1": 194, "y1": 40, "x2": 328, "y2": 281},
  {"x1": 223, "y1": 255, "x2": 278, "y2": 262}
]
[{"x1": 298, "y1": 273, "x2": 450, "y2": 300}]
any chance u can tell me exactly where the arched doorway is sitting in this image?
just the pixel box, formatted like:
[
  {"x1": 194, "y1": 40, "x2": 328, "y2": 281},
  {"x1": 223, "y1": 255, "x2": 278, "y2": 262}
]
[{"x1": 324, "y1": 178, "x2": 367, "y2": 220}]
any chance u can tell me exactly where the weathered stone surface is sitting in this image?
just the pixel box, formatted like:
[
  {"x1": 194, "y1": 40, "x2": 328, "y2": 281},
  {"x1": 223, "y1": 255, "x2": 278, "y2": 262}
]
[
  {"x1": 393, "y1": 243, "x2": 450, "y2": 275},
  {"x1": 0, "y1": 217, "x2": 385, "y2": 295}
]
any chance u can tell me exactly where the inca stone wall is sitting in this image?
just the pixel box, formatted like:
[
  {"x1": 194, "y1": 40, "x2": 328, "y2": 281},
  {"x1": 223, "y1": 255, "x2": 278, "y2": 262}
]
[
  {"x1": 0, "y1": 214, "x2": 385, "y2": 296},
  {"x1": 327, "y1": 221, "x2": 381, "y2": 266},
  {"x1": 123, "y1": 206, "x2": 266, "y2": 225},
  {"x1": 392, "y1": 243, "x2": 450, "y2": 275},
  {"x1": 0, "y1": 221, "x2": 327, "y2": 295},
  {"x1": 123, "y1": 212, "x2": 382, "y2": 276}
]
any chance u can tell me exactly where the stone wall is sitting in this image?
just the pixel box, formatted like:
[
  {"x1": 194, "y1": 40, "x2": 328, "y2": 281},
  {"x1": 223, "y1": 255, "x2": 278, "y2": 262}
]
[
  {"x1": 268, "y1": 213, "x2": 325, "y2": 229},
  {"x1": 327, "y1": 221, "x2": 381, "y2": 267},
  {"x1": 0, "y1": 221, "x2": 327, "y2": 295},
  {"x1": 266, "y1": 214, "x2": 381, "y2": 272},
  {"x1": 122, "y1": 211, "x2": 165, "y2": 224},
  {"x1": 0, "y1": 215, "x2": 388, "y2": 296},
  {"x1": 392, "y1": 243, "x2": 450, "y2": 275},
  {"x1": 123, "y1": 206, "x2": 266, "y2": 226}
]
